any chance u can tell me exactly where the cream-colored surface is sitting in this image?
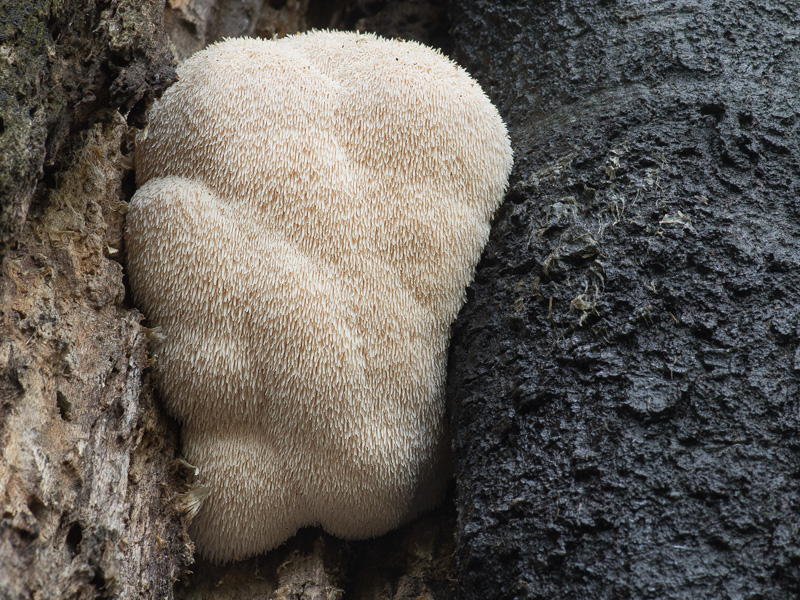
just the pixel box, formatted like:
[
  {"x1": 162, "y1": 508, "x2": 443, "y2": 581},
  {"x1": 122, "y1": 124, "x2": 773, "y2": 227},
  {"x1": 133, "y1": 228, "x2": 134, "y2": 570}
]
[{"x1": 126, "y1": 31, "x2": 512, "y2": 562}]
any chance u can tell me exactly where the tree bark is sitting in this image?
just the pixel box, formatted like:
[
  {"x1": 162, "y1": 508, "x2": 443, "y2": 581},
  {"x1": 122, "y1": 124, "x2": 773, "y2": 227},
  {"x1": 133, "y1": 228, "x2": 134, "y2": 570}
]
[
  {"x1": 448, "y1": 2, "x2": 800, "y2": 598},
  {"x1": 8, "y1": 0, "x2": 800, "y2": 598},
  {"x1": 0, "y1": 1, "x2": 190, "y2": 598}
]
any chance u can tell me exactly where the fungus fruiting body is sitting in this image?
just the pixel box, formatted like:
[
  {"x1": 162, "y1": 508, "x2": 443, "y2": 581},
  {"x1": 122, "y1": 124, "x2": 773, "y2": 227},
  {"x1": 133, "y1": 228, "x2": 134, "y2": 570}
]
[{"x1": 126, "y1": 31, "x2": 512, "y2": 562}]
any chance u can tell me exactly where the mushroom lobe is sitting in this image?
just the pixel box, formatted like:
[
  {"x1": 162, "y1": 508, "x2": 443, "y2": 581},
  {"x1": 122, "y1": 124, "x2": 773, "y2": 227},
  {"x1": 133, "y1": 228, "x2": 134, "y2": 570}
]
[{"x1": 126, "y1": 31, "x2": 512, "y2": 562}]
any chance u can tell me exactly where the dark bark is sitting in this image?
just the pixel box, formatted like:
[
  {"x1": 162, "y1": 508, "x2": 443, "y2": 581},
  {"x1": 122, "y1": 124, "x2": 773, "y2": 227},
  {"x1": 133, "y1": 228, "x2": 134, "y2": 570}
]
[
  {"x1": 163, "y1": 0, "x2": 448, "y2": 63},
  {"x1": 448, "y1": 2, "x2": 800, "y2": 599}
]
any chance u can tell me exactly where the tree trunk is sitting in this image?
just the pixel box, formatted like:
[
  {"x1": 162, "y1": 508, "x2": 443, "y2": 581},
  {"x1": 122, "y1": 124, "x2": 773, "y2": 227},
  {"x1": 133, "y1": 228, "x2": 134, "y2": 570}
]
[
  {"x1": 448, "y1": 2, "x2": 800, "y2": 598},
  {"x1": 9, "y1": 1, "x2": 794, "y2": 598}
]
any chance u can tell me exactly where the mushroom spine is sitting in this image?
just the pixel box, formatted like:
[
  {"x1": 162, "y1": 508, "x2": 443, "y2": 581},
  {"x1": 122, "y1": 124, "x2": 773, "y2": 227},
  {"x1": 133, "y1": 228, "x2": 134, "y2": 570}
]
[{"x1": 125, "y1": 30, "x2": 512, "y2": 562}]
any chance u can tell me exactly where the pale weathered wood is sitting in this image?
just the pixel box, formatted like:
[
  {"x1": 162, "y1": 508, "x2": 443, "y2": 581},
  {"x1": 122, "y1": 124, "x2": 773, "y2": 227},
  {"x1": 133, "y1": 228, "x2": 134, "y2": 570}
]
[{"x1": 0, "y1": 1, "x2": 189, "y2": 598}]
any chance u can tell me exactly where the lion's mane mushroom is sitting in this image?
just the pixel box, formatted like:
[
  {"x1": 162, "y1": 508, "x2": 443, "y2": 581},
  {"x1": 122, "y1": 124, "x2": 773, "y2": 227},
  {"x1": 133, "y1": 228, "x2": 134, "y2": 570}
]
[{"x1": 125, "y1": 31, "x2": 512, "y2": 562}]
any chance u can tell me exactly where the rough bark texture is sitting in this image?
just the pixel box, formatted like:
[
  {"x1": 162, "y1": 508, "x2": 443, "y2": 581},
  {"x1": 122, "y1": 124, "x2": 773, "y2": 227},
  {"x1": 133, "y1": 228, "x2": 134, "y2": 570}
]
[
  {"x1": 0, "y1": 1, "x2": 191, "y2": 598},
  {"x1": 448, "y1": 2, "x2": 800, "y2": 599},
  {"x1": 11, "y1": 1, "x2": 796, "y2": 598},
  {"x1": 0, "y1": 0, "x2": 175, "y2": 257}
]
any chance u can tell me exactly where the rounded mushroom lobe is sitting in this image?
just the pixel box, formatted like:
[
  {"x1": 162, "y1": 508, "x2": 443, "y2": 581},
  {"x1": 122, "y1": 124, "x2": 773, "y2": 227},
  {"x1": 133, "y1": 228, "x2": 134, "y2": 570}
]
[{"x1": 125, "y1": 30, "x2": 512, "y2": 563}]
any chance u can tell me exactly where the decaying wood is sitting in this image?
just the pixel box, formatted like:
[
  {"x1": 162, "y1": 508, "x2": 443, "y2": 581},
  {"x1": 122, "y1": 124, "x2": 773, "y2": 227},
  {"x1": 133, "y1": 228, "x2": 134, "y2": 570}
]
[
  {"x1": 1, "y1": 1, "x2": 189, "y2": 598},
  {"x1": 0, "y1": 112, "x2": 193, "y2": 599}
]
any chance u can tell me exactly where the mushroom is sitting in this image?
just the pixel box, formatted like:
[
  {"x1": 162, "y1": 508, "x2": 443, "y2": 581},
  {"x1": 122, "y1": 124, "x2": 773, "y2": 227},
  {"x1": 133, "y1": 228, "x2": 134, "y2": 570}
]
[{"x1": 125, "y1": 31, "x2": 512, "y2": 562}]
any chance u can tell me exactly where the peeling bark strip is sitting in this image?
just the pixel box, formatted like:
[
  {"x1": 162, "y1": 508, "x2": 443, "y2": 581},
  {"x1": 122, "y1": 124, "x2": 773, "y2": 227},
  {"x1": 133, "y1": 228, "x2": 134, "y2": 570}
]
[{"x1": 449, "y1": 2, "x2": 800, "y2": 599}]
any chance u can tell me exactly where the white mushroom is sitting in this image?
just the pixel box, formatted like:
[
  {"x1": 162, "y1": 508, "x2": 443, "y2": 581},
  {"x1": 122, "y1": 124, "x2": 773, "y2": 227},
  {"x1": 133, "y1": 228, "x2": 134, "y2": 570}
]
[{"x1": 125, "y1": 31, "x2": 512, "y2": 563}]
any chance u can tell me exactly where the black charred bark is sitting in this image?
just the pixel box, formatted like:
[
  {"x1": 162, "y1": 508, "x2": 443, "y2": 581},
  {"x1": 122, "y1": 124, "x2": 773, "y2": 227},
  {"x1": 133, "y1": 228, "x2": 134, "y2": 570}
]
[{"x1": 447, "y1": 2, "x2": 800, "y2": 598}]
